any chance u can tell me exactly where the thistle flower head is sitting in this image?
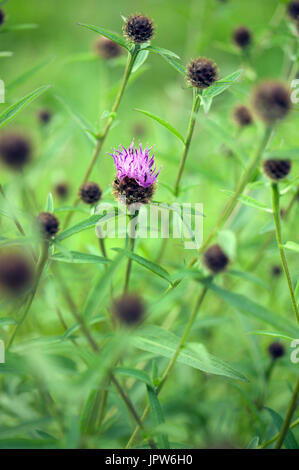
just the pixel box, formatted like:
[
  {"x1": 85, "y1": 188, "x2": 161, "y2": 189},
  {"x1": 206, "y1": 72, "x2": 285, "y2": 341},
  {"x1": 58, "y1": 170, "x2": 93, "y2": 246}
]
[
  {"x1": 123, "y1": 14, "x2": 154, "y2": 44},
  {"x1": 233, "y1": 26, "x2": 252, "y2": 48},
  {"x1": 287, "y1": 1, "x2": 299, "y2": 20},
  {"x1": 94, "y1": 36, "x2": 122, "y2": 59},
  {"x1": 203, "y1": 244, "x2": 229, "y2": 274},
  {"x1": 79, "y1": 182, "x2": 102, "y2": 205},
  {"x1": 271, "y1": 265, "x2": 282, "y2": 277},
  {"x1": 54, "y1": 181, "x2": 69, "y2": 200},
  {"x1": 109, "y1": 141, "x2": 160, "y2": 205},
  {"x1": 0, "y1": 9, "x2": 5, "y2": 26},
  {"x1": 252, "y1": 81, "x2": 291, "y2": 124},
  {"x1": 38, "y1": 108, "x2": 52, "y2": 124},
  {"x1": 0, "y1": 251, "x2": 34, "y2": 296},
  {"x1": 0, "y1": 132, "x2": 32, "y2": 170},
  {"x1": 113, "y1": 294, "x2": 145, "y2": 326},
  {"x1": 233, "y1": 104, "x2": 253, "y2": 127},
  {"x1": 268, "y1": 341, "x2": 285, "y2": 359},
  {"x1": 186, "y1": 57, "x2": 218, "y2": 89},
  {"x1": 37, "y1": 212, "x2": 59, "y2": 238},
  {"x1": 262, "y1": 159, "x2": 292, "y2": 181}
]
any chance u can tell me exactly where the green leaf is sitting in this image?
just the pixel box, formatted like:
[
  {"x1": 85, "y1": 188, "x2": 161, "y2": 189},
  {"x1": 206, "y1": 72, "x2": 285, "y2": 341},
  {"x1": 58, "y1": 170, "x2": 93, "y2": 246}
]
[
  {"x1": 145, "y1": 45, "x2": 180, "y2": 59},
  {"x1": 247, "y1": 436, "x2": 260, "y2": 449},
  {"x1": 46, "y1": 193, "x2": 54, "y2": 213},
  {"x1": 159, "y1": 54, "x2": 186, "y2": 76},
  {"x1": 114, "y1": 367, "x2": 153, "y2": 387},
  {"x1": 204, "y1": 282, "x2": 299, "y2": 338},
  {"x1": 56, "y1": 214, "x2": 107, "y2": 241},
  {"x1": 248, "y1": 330, "x2": 295, "y2": 341},
  {"x1": 55, "y1": 94, "x2": 97, "y2": 145},
  {"x1": 113, "y1": 248, "x2": 173, "y2": 285},
  {"x1": 0, "y1": 24, "x2": 38, "y2": 34},
  {"x1": 0, "y1": 85, "x2": 52, "y2": 129},
  {"x1": 282, "y1": 241, "x2": 299, "y2": 253},
  {"x1": 221, "y1": 189, "x2": 272, "y2": 213},
  {"x1": 133, "y1": 326, "x2": 248, "y2": 381},
  {"x1": 135, "y1": 108, "x2": 185, "y2": 144},
  {"x1": 78, "y1": 23, "x2": 129, "y2": 50},
  {"x1": 147, "y1": 386, "x2": 169, "y2": 449},
  {"x1": 0, "y1": 317, "x2": 17, "y2": 326},
  {"x1": 266, "y1": 407, "x2": 298, "y2": 449},
  {"x1": 7, "y1": 56, "x2": 54, "y2": 91},
  {"x1": 50, "y1": 251, "x2": 110, "y2": 264},
  {"x1": 228, "y1": 270, "x2": 269, "y2": 290},
  {"x1": 201, "y1": 69, "x2": 243, "y2": 113},
  {"x1": 264, "y1": 148, "x2": 299, "y2": 160},
  {"x1": 132, "y1": 49, "x2": 149, "y2": 73}
]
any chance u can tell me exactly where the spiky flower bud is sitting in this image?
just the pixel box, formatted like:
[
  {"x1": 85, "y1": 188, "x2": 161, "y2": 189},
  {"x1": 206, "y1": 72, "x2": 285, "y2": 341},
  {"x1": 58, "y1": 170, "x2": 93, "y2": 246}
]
[
  {"x1": 113, "y1": 294, "x2": 145, "y2": 325},
  {"x1": 54, "y1": 182, "x2": 69, "y2": 200},
  {"x1": 271, "y1": 265, "x2": 282, "y2": 277},
  {"x1": 203, "y1": 244, "x2": 229, "y2": 274},
  {"x1": 79, "y1": 182, "x2": 102, "y2": 205},
  {"x1": 233, "y1": 26, "x2": 252, "y2": 48},
  {"x1": 187, "y1": 57, "x2": 218, "y2": 89},
  {"x1": 0, "y1": 251, "x2": 34, "y2": 295},
  {"x1": 287, "y1": 1, "x2": 299, "y2": 20},
  {"x1": 0, "y1": 133, "x2": 31, "y2": 170},
  {"x1": 0, "y1": 9, "x2": 5, "y2": 26},
  {"x1": 123, "y1": 14, "x2": 154, "y2": 44},
  {"x1": 110, "y1": 141, "x2": 159, "y2": 206},
  {"x1": 252, "y1": 81, "x2": 291, "y2": 124},
  {"x1": 94, "y1": 36, "x2": 122, "y2": 59},
  {"x1": 262, "y1": 159, "x2": 291, "y2": 181},
  {"x1": 268, "y1": 341, "x2": 285, "y2": 359},
  {"x1": 37, "y1": 212, "x2": 59, "y2": 238},
  {"x1": 233, "y1": 104, "x2": 253, "y2": 127},
  {"x1": 38, "y1": 108, "x2": 52, "y2": 124}
]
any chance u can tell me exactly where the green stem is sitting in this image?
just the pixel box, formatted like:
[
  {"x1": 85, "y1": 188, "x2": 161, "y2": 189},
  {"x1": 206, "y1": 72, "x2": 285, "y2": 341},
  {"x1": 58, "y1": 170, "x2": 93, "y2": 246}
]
[
  {"x1": 125, "y1": 285, "x2": 209, "y2": 449},
  {"x1": 275, "y1": 374, "x2": 299, "y2": 449},
  {"x1": 123, "y1": 211, "x2": 138, "y2": 294},
  {"x1": 63, "y1": 49, "x2": 139, "y2": 229},
  {"x1": 7, "y1": 240, "x2": 49, "y2": 349},
  {"x1": 260, "y1": 417, "x2": 299, "y2": 449},
  {"x1": 271, "y1": 183, "x2": 299, "y2": 324},
  {"x1": 174, "y1": 89, "x2": 200, "y2": 197}
]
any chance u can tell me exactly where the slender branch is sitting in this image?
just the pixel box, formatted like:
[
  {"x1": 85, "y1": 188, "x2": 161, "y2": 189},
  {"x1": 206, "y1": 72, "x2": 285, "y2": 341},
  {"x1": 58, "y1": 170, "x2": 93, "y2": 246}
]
[
  {"x1": 259, "y1": 417, "x2": 299, "y2": 449},
  {"x1": 7, "y1": 240, "x2": 49, "y2": 349},
  {"x1": 271, "y1": 183, "x2": 299, "y2": 324},
  {"x1": 174, "y1": 89, "x2": 200, "y2": 197},
  {"x1": 126, "y1": 285, "x2": 209, "y2": 449},
  {"x1": 123, "y1": 211, "x2": 139, "y2": 294},
  {"x1": 63, "y1": 49, "x2": 139, "y2": 229},
  {"x1": 275, "y1": 373, "x2": 299, "y2": 449}
]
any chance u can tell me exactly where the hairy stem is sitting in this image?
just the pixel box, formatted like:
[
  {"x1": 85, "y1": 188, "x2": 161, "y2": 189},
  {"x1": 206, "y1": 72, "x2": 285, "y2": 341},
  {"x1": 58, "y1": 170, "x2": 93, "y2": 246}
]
[{"x1": 271, "y1": 183, "x2": 299, "y2": 324}]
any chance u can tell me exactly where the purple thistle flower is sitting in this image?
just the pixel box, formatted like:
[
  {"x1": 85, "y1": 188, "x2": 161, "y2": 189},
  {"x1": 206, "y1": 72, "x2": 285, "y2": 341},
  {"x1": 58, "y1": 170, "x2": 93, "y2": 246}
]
[{"x1": 109, "y1": 141, "x2": 160, "y2": 188}]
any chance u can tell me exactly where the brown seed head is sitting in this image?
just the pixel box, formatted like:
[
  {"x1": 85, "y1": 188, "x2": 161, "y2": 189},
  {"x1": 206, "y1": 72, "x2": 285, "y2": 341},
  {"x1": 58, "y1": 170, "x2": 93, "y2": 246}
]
[
  {"x1": 203, "y1": 244, "x2": 229, "y2": 274},
  {"x1": 38, "y1": 108, "x2": 52, "y2": 124},
  {"x1": 113, "y1": 176, "x2": 155, "y2": 206},
  {"x1": 37, "y1": 212, "x2": 59, "y2": 238},
  {"x1": 54, "y1": 182, "x2": 69, "y2": 200},
  {"x1": 271, "y1": 265, "x2": 282, "y2": 277},
  {"x1": 113, "y1": 294, "x2": 145, "y2": 326},
  {"x1": 94, "y1": 36, "x2": 122, "y2": 59},
  {"x1": 262, "y1": 159, "x2": 292, "y2": 181},
  {"x1": 79, "y1": 182, "x2": 102, "y2": 205},
  {"x1": 0, "y1": 133, "x2": 31, "y2": 170},
  {"x1": 252, "y1": 81, "x2": 291, "y2": 124},
  {"x1": 0, "y1": 9, "x2": 5, "y2": 26},
  {"x1": 287, "y1": 1, "x2": 299, "y2": 20},
  {"x1": 187, "y1": 57, "x2": 218, "y2": 89},
  {"x1": 0, "y1": 251, "x2": 34, "y2": 295},
  {"x1": 233, "y1": 104, "x2": 253, "y2": 127},
  {"x1": 233, "y1": 26, "x2": 252, "y2": 48},
  {"x1": 124, "y1": 14, "x2": 154, "y2": 43},
  {"x1": 268, "y1": 341, "x2": 285, "y2": 359}
]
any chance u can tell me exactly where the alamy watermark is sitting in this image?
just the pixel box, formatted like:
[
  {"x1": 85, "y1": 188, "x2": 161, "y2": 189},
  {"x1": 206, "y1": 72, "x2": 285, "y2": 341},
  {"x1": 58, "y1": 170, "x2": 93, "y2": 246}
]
[
  {"x1": 94, "y1": 201, "x2": 204, "y2": 250},
  {"x1": 0, "y1": 340, "x2": 4, "y2": 364},
  {"x1": 0, "y1": 79, "x2": 5, "y2": 103},
  {"x1": 291, "y1": 79, "x2": 299, "y2": 104}
]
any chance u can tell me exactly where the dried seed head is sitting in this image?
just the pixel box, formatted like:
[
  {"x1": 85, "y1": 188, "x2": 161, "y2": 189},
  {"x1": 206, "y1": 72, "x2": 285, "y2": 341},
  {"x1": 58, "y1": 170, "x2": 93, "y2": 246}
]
[
  {"x1": 233, "y1": 104, "x2": 253, "y2": 127},
  {"x1": 203, "y1": 244, "x2": 229, "y2": 274},
  {"x1": 113, "y1": 294, "x2": 145, "y2": 326},
  {"x1": 0, "y1": 251, "x2": 34, "y2": 296},
  {"x1": 268, "y1": 341, "x2": 285, "y2": 359},
  {"x1": 113, "y1": 176, "x2": 155, "y2": 205},
  {"x1": 187, "y1": 57, "x2": 218, "y2": 89},
  {"x1": 94, "y1": 36, "x2": 122, "y2": 59},
  {"x1": 79, "y1": 182, "x2": 102, "y2": 205},
  {"x1": 252, "y1": 81, "x2": 291, "y2": 124},
  {"x1": 287, "y1": 1, "x2": 299, "y2": 20},
  {"x1": 271, "y1": 265, "x2": 282, "y2": 277},
  {"x1": 54, "y1": 182, "x2": 69, "y2": 200},
  {"x1": 233, "y1": 26, "x2": 252, "y2": 48},
  {"x1": 0, "y1": 9, "x2": 5, "y2": 26},
  {"x1": 37, "y1": 212, "x2": 59, "y2": 238},
  {"x1": 124, "y1": 14, "x2": 154, "y2": 43},
  {"x1": 0, "y1": 133, "x2": 31, "y2": 170},
  {"x1": 38, "y1": 108, "x2": 52, "y2": 124},
  {"x1": 262, "y1": 159, "x2": 292, "y2": 181}
]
